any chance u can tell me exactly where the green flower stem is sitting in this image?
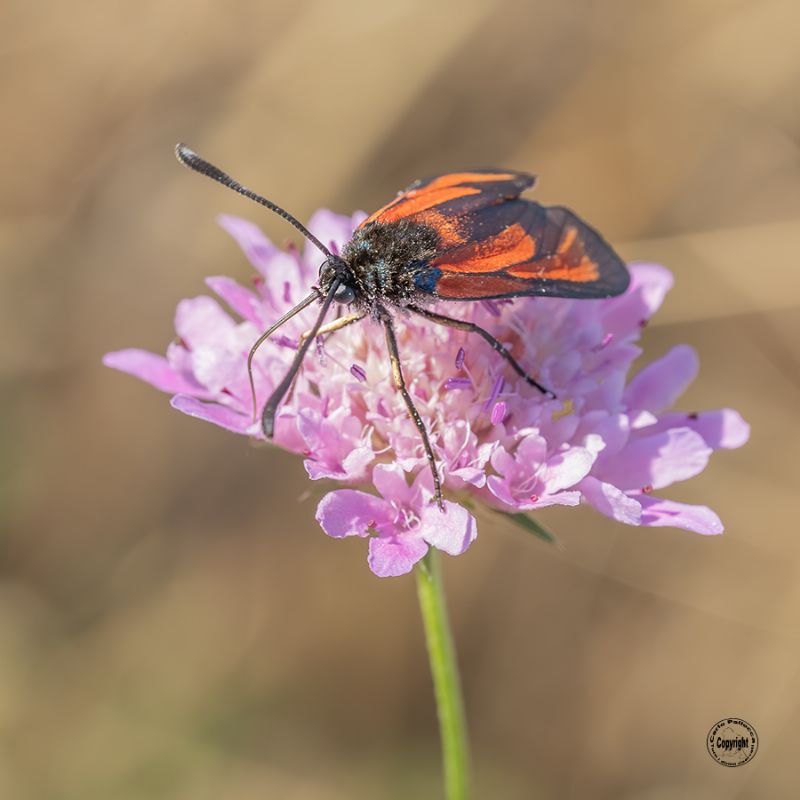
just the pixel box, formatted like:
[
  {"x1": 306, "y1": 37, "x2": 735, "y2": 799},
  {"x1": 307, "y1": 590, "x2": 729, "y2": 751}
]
[{"x1": 415, "y1": 549, "x2": 471, "y2": 800}]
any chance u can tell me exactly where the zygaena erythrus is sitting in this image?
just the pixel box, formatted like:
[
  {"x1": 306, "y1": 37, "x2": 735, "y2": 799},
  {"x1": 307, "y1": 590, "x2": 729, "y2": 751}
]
[{"x1": 175, "y1": 145, "x2": 630, "y2": 510}]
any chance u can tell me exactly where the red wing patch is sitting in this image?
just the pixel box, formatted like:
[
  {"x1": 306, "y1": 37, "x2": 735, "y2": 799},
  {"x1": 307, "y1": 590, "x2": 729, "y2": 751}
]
[
  {"x1": 366, "y1": 185, "x2": 481, "y2": 225},
  {"x1": 419, "y1": 171, "x2": 518, "y2": 191},
  {"x1": 362, "y1": 169, "x2": 535, "y2": 226},
  {"x1": 434, "y1": 272, "x2": 533, "y2": 299},
  {"x1": 431, "y1": 223, "x2": 536, "y2": 274},
  {"x1": 420, "y1": 203, "x2": 629, "y2": 301}
]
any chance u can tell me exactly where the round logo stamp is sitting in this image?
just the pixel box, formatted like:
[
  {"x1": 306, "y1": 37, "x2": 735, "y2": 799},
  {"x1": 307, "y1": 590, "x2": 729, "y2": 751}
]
[{"x1": 707, "y1": 718, "x2": 758, "y2": 766}]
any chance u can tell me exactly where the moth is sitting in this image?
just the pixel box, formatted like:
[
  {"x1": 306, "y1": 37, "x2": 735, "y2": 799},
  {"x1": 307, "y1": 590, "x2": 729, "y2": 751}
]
[{"x1": 175, "y1": 145, "x2": 630, "y2": 509}]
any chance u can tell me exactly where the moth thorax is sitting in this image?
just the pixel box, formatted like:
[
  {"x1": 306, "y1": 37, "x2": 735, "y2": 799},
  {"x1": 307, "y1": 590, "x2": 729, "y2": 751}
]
[{"x1": 343, "y1": 220, "x2": 440, "y2": 305}]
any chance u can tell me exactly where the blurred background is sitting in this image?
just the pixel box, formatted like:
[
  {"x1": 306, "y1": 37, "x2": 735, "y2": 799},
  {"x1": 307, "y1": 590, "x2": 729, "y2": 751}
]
[{"x1": 2, "y1": 1, "x2": 798, "y2": 797}]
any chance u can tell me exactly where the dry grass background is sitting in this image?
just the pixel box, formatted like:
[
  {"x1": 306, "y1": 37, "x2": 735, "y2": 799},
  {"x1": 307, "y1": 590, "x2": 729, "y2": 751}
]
[{"x1": 2, "y1": 1, "x2": 799, "y2": 798}]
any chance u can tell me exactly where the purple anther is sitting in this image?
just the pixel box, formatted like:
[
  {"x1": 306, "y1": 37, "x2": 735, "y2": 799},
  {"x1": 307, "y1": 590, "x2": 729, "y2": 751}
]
[
  {"x1": 350, "y1": 364, "x2": 367, "y2": 382},
  {"x1": 444, "y1": 377, "x2": 472, "y2": 391},
  {"x1": 490, "y1": 401, "x2": 507, "y2": 425}
]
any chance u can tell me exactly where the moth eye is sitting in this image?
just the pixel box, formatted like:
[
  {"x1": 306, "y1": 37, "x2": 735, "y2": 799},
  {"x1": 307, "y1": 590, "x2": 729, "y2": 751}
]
[{"x1": 333, "y1": 283, "x2": 356, "y2": 304}]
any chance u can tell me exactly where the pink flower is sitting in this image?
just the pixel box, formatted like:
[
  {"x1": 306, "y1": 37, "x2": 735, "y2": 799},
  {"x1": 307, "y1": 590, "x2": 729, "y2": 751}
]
[
  {"x1": 104, "y1": 211, "x2": 749, "y2": 575},
  {"x1": 316, "y1": 464, "x2": 476, "y2": 578}
]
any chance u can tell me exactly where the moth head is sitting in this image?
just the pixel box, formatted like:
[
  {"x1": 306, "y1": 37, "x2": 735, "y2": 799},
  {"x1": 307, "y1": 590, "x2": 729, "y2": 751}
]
[{"x1": 319, "y1": 255, "x2": 357, "y2": 305}]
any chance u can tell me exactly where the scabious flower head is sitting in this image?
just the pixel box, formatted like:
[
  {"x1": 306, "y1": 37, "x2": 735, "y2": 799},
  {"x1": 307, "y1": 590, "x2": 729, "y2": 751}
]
[{"x1": 104, "y1": 210, "x2": 749, "y2": 576}]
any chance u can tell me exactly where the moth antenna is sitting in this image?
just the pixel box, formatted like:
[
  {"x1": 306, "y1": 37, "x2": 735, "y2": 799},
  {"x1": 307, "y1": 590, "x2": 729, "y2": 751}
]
[
  {"x1": 175, "y1": 143, "x2": 333, "y2": 259},
  {"x1": 261, "y1": 279, "x2": 341, "y2": 438},
  {"x1": 247, "y1": 288, "x2": 322, "y2": 422}
]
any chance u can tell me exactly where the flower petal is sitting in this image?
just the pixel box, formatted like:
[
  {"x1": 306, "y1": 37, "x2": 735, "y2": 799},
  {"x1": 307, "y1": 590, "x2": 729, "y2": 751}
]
[
  {"x1": 637, "y1": 495, "x2": 723, "y2": 535},
  {"x1": 624, "y1": 345, "x2": 699, "y2": 412},
  {"x1": 175, "y1": 296, "x2": 237, "y2": 349},
  {"x1": 315, "y1": 490, "x2": 392, "y2": 539},
  {"x1": 372, "y1": 463, "x2": 414, "y2": 505},
  {"x1": 188, "y1": 344, "x2": 243, "y2": 395},
  {"x1": 368, "y1": 535, "x2": 428, "y2": 577},
  {"x1": 628, "y1": 263, "x2": 674, "y2": 314},
  {"x1": 579, "y1": 476, "x2": 642, "y2": 525},
  {"x1": 298, "y1": 408, "x2": 374, "y2": 482},
  {"x1": 305, "y1": 446, "x2": 374, "y2": 481},
  {"x1": 419, "y1": 502, "x2": 477, "y2": 556},
  {"x1": 218, "y1": 214, "x2": 277, "y2": 274},
  {"x1": 539, "y1": 446, "x2": 597, "y2": 493},
  {"x1": 651, "y1": 409, "x2": 750, "y2": 450},
  {"x1": 527, "y1": 491, "x2": 582, "y2": 509},
  {"x1": 448, "y1": 466, "x2": 487, "y2": 488},
  {"x1": 170, "y1": 394, "x2": 251, "y2": 433},
  {"x1": 578, "y1": 412, "x2": 630, "y2": 467},
  {"x1": 485, "y1": 476, "x2": 581, "y2": 511},
  {"x1": 303, "y1": 209, "x2": 359, "y2": 269},
  {"x1": 599, "y1": 427, "x2": 712, "y2": 491},
  {"x1": 602, "y1": 263, "x2": 673, "y2": 339},
  {"x1": 205, "y1": 276, "x2": 263, "y2": 324},
  {"x1": 103, "y1": 349, "x2": 206, "y2": 395}
]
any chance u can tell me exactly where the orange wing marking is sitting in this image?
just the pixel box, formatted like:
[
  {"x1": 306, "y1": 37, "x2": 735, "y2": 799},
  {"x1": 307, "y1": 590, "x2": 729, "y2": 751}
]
[
  {"x1": 433, "y1": 224, "x2": 536, "y2": 274},
  {"x1": 507, "y1": 255, "x2": 599, "y2": 282},
  {"x1": 415, "y1": 209, "x2": 466, "y2": 247},
  {"x1": 364, "y1": 186, "x2": 480, "y2": 224},
  {"x1": 423, "y1": 172, "x2": 516, "y2": 191},
  {"x1": 435, "y1": 272, "x2": 526, "y2": 299},
  {"x1": 557, "y1": 226, "x2": 578, "y2": 253}
]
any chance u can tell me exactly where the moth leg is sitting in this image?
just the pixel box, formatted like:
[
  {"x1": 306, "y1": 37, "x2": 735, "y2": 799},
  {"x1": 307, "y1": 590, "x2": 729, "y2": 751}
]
[
  {"x1": 408, "y1": 304, "x2": 555, "y2": 398},
  {"x1": 382, "y1": 313, "x2": 445, "y2": 512},
  {"x1": 285, "y1": 312, "x2": 367, "y2": 404},
  {"x1": 297, "y1": 311, "x2": 366, "y2": 347}
]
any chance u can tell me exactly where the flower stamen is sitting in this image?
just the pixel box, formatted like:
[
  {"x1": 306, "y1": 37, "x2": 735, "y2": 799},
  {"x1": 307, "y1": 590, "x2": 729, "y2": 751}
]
[
  {"x1": 484, "y1": 375, "x2": 504, "y2": 411},
  {"x1": 350, "y1": 364, "x2": 367, "y2": 382},
  {"x1": 491, "y1": 401, "x2": 507, "y2": 425},
  {"x1": 444, "y1": 377, "x2": 472, "y2": 391}
]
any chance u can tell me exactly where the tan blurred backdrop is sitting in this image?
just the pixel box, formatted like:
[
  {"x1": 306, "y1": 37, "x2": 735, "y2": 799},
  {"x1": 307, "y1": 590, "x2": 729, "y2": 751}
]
[{"x1": 2, "y1": 1, "x2": 799, "y2": 798}]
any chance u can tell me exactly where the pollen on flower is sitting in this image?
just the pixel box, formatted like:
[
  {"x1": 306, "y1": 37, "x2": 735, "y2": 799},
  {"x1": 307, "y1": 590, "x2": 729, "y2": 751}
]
[
  {"x1": 551, "y1": 398, "x2": 574, "y2": 421},
  {"x1": 104, "y1": 210, "x2": 749, "y2": 577}
]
